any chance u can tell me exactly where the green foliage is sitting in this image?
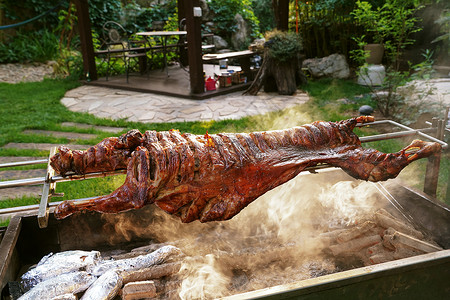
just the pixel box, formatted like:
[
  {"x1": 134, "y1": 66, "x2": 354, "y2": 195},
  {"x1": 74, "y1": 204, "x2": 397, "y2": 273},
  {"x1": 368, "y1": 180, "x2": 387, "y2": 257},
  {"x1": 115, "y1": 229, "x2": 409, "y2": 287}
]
[
  {"x1": 351, "y1": 0, "x2": 423, "y2": 69},
  {"x1": 123, "y1": 0, "x2": 177, "y2": 33},
  {"x1": 0, "y1": 29, "x2": 59, "y2": 63},
  {"x1": 382, "y1": 0, "x2": 423, "y2": 70},
  {"x1": 207, "y1": 0, "x2": 261, "y2": 48},
  {"x1": 349, "y1": 35, "x2": 370, "y2": 66},
  {"x1": 251, "y1": 0, "x2": 275, "y2": 33},
  {"x1": 432, "y1": 9, "x2": 450, "y2": 54},
  {"x1": 265, "y1": 30, "x2": 302, "y2": 62},
  {"x1": 410, "y1": 49, "x2": 435, "y2": 80},
  {"x1": 293, "y1": 0, "x2": 358, "y2": 58},
  {"x1": 352, "y1": 0, "x2": 388, "y2": 44},
  {"x1": 368, "y1": 50, "x2": 441, "y2": 124},
  {"x1": 88, "y1": 0, "x2": 123, "y2": 36},
  {"x1": 1, "y1": 0, "x2": 60, "y2": 27}
]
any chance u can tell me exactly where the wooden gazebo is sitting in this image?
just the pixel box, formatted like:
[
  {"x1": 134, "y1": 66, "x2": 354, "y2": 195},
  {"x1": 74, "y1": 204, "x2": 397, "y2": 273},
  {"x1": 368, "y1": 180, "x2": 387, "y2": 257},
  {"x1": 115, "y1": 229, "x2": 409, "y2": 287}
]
[{"x1": 73, "y1": 0, "x2": 289, "y2": 98}]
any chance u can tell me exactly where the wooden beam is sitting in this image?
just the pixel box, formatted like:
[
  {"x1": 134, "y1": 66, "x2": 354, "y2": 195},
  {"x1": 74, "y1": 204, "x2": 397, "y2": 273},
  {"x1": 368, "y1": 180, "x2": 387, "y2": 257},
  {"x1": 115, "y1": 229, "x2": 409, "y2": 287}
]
[
  {"x1": 73, "y1": 0, "x2": 97, "y2": 81},
  {"x1": 184, "y1": 0, "x2": 204, "y2": 94}
]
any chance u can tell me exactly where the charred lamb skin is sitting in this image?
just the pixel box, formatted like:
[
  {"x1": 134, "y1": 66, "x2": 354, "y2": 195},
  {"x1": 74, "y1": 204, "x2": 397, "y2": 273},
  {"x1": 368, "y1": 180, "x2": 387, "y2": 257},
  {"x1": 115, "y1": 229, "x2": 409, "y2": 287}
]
[{"x1": 50, "y1": 116, "x2": 441, "y2": 223}]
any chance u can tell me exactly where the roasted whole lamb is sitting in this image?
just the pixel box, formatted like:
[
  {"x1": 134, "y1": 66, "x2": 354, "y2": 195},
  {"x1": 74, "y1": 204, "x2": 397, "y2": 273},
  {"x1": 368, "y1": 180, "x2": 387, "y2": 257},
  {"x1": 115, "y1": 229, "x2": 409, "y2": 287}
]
[{"x1": 50, "y1": 116, "x2": 441, "y2": 223}]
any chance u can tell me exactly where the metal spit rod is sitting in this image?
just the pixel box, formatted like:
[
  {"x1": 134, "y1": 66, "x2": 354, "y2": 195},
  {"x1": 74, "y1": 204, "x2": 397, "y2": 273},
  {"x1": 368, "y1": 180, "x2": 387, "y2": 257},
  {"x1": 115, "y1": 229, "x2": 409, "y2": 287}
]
[
  {"x1": 0, "y1": 159, "x2": 48, "y2": 169},
  {"x1": 0, "y1": 169, "x2": 127, "y2": 189}
]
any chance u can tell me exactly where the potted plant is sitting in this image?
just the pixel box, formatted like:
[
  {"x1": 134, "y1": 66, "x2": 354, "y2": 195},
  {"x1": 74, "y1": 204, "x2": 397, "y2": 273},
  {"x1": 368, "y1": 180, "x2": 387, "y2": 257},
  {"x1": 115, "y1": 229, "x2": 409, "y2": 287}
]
[
  {"x1": 244, "y1": 30, "x2": 305, "y2": 95},
  {"x1": 351, "y1": 0, "x2": 387, "y2": 64}
]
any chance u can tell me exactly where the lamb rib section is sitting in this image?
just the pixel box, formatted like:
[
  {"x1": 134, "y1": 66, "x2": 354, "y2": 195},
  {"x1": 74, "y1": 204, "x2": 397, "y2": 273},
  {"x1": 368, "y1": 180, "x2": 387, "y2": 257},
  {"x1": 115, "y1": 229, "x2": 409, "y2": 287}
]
[{"x1": 50, "y1": 116, "x2": 441, "y2": 223}]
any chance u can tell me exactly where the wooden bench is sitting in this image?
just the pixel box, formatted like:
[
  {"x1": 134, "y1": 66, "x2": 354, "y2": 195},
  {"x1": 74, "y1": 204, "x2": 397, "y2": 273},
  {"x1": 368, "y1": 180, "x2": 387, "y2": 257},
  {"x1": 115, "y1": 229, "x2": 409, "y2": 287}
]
[{"x1": 202, "y1": 50, "x2": 256, "y2": 78}]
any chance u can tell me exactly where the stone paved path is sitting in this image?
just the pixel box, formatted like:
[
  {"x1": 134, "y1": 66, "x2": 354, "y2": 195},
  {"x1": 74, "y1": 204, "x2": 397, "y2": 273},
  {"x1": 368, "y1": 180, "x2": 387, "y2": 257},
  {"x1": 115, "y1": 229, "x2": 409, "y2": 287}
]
[
  {"x1": 62, "y1": 86, "x2": 310, "y2": 123},
  {"x1": 3, "y1": 142, "x2": 91, "y2": 151},
  {"x1": 61, "y1": 122, "x2": 125, "y2": 133},
  {"x1": 23, "y1": 129, "x2": 97, "y2": 140},
  {"x1": 0, "y1": 62, "x2": 55, "y2": 83}
]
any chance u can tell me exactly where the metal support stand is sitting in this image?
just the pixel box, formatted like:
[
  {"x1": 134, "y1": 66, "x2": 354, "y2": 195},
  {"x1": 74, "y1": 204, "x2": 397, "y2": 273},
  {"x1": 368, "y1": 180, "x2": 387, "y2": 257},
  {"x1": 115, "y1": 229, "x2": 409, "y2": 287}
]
[
  {"x1": 424, "y1": 118, "x2": 445, "y2": 198},
  {"x1": 38, "y1": 147, "x2": 58, "y2": 228}
]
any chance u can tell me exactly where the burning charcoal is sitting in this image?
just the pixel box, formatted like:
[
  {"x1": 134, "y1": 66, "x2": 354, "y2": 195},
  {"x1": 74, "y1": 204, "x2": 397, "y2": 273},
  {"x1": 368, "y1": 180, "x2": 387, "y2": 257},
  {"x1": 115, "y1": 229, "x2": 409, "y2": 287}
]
[
  {"x1": 80, "y1": 269, "x2": 123, "y2": 300},
  {"x1": 88, "y1": 245, "x2": 182, "y2": 277},
  {"x1": 109, "y1": 251, "x2": 148, "y2": 261},
  {"x1": 18, "y1": 271, "x2": 95, "y2": 300},
  {"x1": 387, "y1": 231, "x2": 443, "y2": 253},
  {"x1": 329, "y1": 235, "x2": 382, "y2": 256},
  {"x1": 336, "y1": 221, "x2": 377, "y2": 243},
  {"x1": 122, "y1": 262, "x2": 182, "y2": 284},
  {"x1": 375, "y1": 209, "x2": 424, "y2": 239},
  {"x1": 216, "y1": 242, "x2": 300, "y2": 269},
  {"x1": 51, "y1": 294, "x2": 77, "y2": 300},
  {"x1": 122, "y1": 280, "x2": 157, "y2": 300},
  {"x1": 307, "y1": 260, "x2": 337, "y2": 278},
  {"x1": 131, "y1": 241, "x2": 176, "y2": 253},
  {"x1": 393, "y1": 246, "x2": 424, "y2": 259},
  {"x1": 230, "y1": 269, "x2": 249, "y2": 291},
  {"x1": 369, "y1": 252, "x2": 396, "y2": 264},
  {"x1": 318, "y1": 229, "x2": 348, "y2": 245},
  {"x1": 152, "y1": 279, "x2": 182, "y2": 297},
  {"x1": 365, "y1": 242, "x2": 387, "y2": 257},
  {"x1": 382, "y1": 228, "x2": 397, "y2": 250},
  {"x1": 334, "y1": 252, "x2": 368, "y2": 269},
  {"x1": 6, "y1": 281, "x2": 22, "y2": 300},
  {"x1": 20, "y1": 250, "x2": 101, "y2": 291}
]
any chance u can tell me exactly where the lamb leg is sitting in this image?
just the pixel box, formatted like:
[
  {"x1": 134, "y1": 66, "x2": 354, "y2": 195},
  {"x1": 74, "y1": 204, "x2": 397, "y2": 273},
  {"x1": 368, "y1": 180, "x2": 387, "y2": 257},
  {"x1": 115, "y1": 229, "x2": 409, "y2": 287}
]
[{"x1": 328, "y1": 139, "x2": 441, "y2": 181}]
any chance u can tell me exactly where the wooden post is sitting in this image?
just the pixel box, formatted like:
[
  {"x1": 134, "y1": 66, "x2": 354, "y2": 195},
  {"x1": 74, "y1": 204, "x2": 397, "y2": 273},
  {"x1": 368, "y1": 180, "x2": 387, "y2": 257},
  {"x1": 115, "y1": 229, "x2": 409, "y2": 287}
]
[
  {"x1": 73, "y1": 0, "x2": 97, "y2": 81},
  {"x1": 185, "y1": 0, "x2": 204, "y2": 95}
]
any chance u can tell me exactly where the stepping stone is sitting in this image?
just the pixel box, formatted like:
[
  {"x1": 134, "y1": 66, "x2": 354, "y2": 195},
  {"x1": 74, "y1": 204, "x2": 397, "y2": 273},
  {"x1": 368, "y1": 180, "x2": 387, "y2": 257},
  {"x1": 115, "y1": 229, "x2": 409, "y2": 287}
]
[
  {"x1": 61, "y1": 122, "x2": 125, "y2": 134},
  {"x1": 0, "y1": 185, "x2": 42, "y2": 201},
  {"x1": 23, "y1": 130, "x2": 97, "y2": 140},
  {"x1": 2, "y1": 143, "x2": 92, "y2": 151},
  {"x1": 0, "y1": 169, "x2": 46, "y2": 181},
  {"x1": 0, "y1": 156, "x2": 44, "y2": 163}
]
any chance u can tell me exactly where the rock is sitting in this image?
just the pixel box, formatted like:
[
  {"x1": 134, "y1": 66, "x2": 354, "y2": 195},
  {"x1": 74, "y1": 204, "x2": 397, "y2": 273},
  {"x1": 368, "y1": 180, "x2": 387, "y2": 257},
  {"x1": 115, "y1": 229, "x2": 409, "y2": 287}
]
[
  {"x1": 359, "y1": 105, "x2": 374, "y2": 115},
  {"x1": 231, "y1": 13, "x2": 250, "y2": 50},
  {"x1": 213, "y1": 35, "x2": 229, "y2": 50},
  {"x1": 357, "y1": 65, "x2": 385, "y2": 86},
  {"x1": 199, "y1": 0, "x2": 213, "y2": 21},
  {"x1": 302, "y1": 54, "x2": 350, "y2": 79}
]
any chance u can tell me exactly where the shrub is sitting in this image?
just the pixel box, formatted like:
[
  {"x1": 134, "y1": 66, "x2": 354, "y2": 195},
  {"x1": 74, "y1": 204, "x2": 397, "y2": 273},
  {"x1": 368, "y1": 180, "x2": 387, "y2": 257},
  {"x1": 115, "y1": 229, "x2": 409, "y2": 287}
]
[
  {"x1": 251, "y1": 0, "x2": 275, "y2": 33},
  {"x1": 265, "y1": 30, "x2": 302, "y2": 62},
  {"x1": 0, "y1": 29, "x2": 59, "y2": 63}
]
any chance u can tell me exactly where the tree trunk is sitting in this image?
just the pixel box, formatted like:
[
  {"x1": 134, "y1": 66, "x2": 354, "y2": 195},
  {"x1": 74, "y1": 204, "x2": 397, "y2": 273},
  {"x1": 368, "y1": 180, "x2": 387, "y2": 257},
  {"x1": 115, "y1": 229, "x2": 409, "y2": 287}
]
[{"x1": 244, "y1": 50, "x2": 307, "y2": 96}]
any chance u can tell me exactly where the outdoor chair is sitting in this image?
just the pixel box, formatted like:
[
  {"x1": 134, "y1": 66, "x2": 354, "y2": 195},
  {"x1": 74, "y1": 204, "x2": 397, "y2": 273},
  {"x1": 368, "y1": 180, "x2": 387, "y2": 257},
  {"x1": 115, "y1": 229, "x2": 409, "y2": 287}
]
[{"x1": 97, "y1": 21, "x2": 150, "y2": 83}]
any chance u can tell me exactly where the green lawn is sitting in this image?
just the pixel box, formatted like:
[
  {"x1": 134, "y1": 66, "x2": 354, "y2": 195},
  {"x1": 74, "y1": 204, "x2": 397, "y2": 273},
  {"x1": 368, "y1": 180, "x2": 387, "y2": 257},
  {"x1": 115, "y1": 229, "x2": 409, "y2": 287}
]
[{"x1": 0, "y1": 77, "x2": 448, "y2": 223}]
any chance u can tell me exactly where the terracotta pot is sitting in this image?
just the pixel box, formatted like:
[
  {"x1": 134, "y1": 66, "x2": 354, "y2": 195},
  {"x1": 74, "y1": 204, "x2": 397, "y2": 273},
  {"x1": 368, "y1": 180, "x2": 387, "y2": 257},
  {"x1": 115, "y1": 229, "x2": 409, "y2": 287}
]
[{"x1": 364, "y1": 44, "x2": 384, "y2": 65}]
